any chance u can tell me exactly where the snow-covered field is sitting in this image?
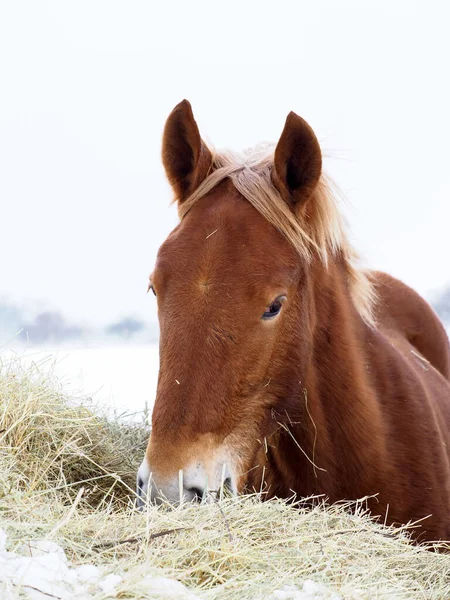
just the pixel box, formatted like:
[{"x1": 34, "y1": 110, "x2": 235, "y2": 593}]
[
  {"x1": 1, "y1": 344, "x2": 159, "y2": 420},
  {"x1": 0, "y1": 529, "x2": 201, "y2": 600}
]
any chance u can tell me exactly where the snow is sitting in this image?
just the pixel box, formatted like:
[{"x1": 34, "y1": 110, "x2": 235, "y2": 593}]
[
  {"x1": 1, "y1": 345, "x2": 160, "y2": 419},
  {"x1": 271, "y1": 581, "x2": 342, "y2": 599},
  {"x1": 0, "y1": 529, "x2": 200, "y2": 599},
  {"x1": 139, "y1": 576, "x2": 201, "y2": 598},
  {"x1": 98, "y1": 573, "x2": 123, "y2": 594}
]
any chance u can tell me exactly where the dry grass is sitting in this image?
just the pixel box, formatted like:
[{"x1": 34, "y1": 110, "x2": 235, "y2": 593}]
[{"x1": 1, "y1": 356, "x2": 449, "y2": 599}]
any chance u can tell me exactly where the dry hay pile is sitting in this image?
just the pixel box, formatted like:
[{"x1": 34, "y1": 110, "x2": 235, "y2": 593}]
[{"x1": 0, "y1": 356, "x2": 449, "y2": 599}]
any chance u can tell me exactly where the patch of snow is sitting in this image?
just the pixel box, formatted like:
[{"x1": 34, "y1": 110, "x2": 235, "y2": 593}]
[
  {"x1": 75, "y1": 564, "x2": 102, "y2": 584},
  {"x1": 1, "y1": 533, "x2": 76, "y2": 599},
  {"x1": 98, "y1": 573, "x2": 123, "y2": 594},
  {"x1": 141, "y1": 575, "x2": 201, "y2": 598},
  {"x1": 272, "y1": 580, "x2": 341, "y2": 600},
  {"x1": 0, "y1": 529, "x2": 199, "y2": 599}
]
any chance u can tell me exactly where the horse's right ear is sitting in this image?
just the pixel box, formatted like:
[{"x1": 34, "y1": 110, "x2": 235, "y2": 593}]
[
  {"x1": 273, "y1": 111, "x2": 322, "y2": 207},
  {"x1": 162, "y1": 100, "x2": 213, "y2": 202}
]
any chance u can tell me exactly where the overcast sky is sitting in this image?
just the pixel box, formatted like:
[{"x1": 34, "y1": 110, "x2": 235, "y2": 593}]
[{"x1": 1, "y1": 1, "x2": 449, "y2": 328}]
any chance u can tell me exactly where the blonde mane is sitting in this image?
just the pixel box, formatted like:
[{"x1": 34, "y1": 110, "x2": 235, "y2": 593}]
[{"x1": 178, "y1": 146, "x2": 376, "y2": 326}]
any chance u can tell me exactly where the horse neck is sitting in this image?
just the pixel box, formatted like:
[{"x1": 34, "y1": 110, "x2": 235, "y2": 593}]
[{"x1": 308, "y1": 257, "x2": 368, "y2": 374}]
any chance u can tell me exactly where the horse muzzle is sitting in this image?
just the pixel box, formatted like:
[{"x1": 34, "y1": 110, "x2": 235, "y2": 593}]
[{"x1": 136, "y1": 456, "x2": 237, "y2": 507}]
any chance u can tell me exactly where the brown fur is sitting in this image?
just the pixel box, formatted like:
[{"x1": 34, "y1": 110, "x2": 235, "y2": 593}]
[{"x1": 146, "y1": 100, "x2": 450, "y2": 543}]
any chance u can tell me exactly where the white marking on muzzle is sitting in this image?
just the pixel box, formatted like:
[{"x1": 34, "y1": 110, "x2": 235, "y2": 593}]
[
  {"x1": 136, "y1": 457, "x2": 152, "y2": 508},
  {"x1": 136, "y1": 452, "x2": 238, "y2": 506}
]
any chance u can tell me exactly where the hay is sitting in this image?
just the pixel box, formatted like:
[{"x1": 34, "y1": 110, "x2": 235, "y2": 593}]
[
  {"x1": 1, "y1": 357, "x2": 449, "y2": 599},
  {"x1": 0, "y1": 355, "x2": 149, "y2": 506}
]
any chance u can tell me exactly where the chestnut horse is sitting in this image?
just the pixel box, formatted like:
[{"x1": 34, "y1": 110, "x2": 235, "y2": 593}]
[{"x1": 137, "y1": 100, "x2": 450, "y2": 543}]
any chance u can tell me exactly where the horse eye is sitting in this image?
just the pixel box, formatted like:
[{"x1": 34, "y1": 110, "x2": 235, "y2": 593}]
[
  {"x1": 262, "y1": 296, "x2": 286, "y2": 320},
  {"x1": 148, "y1": 284, "x2": 156, "y2": 297}
]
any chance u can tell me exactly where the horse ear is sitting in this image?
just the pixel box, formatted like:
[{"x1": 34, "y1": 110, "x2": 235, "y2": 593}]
[
  {"x1": 273, "y1": 111, "x2": 322, "y2": 207},
  {"x1": 162, "y1": 100, "x2": 213, "y2": 201}
]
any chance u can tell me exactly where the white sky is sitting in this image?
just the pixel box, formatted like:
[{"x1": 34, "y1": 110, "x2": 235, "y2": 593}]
[{"x1": 1, "y1": 0, "x2": 449, "y2": 327}]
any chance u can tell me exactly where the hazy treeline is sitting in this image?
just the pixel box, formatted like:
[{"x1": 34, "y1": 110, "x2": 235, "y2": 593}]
[
  {"x1": 434, "y1": 287, "x2": 450, "y2": 326},
  {"x1": 0, "y1": 300, "x2": 158, "y2": 345}
]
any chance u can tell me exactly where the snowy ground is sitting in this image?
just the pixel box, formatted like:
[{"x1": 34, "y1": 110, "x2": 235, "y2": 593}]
[
  {"x1": 0, "y1": 529, "x2": 200, "y2": 599},
  {"x1": 1, "y1": 345, "x2": 159, "y2": 420}
]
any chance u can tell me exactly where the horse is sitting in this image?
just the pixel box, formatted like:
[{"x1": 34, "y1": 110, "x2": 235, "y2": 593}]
[{"x1": 137, "y1": 100, "x2": 450, "y2": 543}]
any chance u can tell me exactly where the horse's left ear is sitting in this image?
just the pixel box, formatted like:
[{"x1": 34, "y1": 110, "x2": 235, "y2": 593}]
[
  {"x1": 273, "y1": 111, "x2": 322, "y2": 207},
  {"x1": 162, "y1": 100, "x2": 213, "y2": 202}
]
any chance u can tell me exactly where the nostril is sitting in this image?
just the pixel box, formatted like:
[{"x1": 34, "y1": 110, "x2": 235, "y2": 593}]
[
  {"x1": 220, "y1": 477, "x2": 234, "y2": 498},
  {"x1": 186, "y1": 486, "x2": 204, "y2": 502},
  {"x1": 136, "y1": 476, "x2": 145, "y2": 509}
]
